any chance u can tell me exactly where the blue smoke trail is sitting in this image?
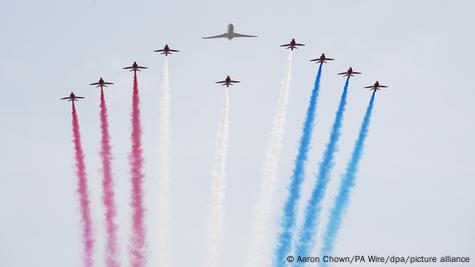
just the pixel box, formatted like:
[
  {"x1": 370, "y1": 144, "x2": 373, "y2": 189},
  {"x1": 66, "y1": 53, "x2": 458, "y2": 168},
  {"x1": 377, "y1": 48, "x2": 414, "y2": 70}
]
[
  {"x1": 274, "y1": 64, "x2": 323, "y2": 267},
  {"x1": 320, "y1": 91, "x2": 376, "y2": 267},
  {"x1": 295, "y1": 77, "x2": 350, "y2": 261}
]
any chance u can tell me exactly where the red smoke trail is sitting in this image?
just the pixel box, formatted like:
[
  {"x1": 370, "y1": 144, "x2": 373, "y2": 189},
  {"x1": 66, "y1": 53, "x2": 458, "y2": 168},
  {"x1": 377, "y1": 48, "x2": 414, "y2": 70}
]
[
  {"x1": 129, "y1": 71, "x2": 146, "y2": 267},
  {"x1": 100, "y1": 88, "x2": 120, "y2": 267},
  {"x1": 71, "y1": 102, "x2": 95, "y2": 267}
]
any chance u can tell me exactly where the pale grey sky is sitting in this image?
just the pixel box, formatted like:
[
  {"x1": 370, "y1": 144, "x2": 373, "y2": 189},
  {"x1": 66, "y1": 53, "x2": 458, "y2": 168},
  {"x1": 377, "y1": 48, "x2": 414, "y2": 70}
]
[{"x1": 1, "y1": 0, "x2": 474, "y2": 267}]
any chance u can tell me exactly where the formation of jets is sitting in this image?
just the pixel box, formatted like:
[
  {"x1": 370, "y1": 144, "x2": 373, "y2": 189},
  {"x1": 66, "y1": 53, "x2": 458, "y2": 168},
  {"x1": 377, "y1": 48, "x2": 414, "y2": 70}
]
[{"x1": 62, "y1": 23, "x2": 387, "y2": 103}]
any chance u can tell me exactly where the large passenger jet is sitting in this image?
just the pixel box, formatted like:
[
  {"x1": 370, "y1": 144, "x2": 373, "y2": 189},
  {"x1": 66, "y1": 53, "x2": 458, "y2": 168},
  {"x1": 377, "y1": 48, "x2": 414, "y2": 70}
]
[{"x1": 203, "y1": 24, "x2": 258, "y2": 40}]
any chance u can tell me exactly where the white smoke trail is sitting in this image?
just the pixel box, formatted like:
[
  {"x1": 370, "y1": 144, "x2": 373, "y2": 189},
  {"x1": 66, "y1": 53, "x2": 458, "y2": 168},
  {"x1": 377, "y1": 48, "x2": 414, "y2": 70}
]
[
  {"x1": 156, "y1": 58, "x2": 171, "y2": 267},
  {"x1": 246, "y1": 51, "x2": 293, "y2": 267},
  {"x1": 203, "y1": 88, "x2": 230, "y2": 267}
]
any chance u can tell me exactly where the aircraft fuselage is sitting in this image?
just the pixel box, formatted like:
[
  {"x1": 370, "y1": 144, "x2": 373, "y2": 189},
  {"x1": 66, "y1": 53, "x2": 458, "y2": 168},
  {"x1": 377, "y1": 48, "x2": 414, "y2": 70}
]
[{"x1": 226, "y1": 24, "x2": 235, "y2": 40}]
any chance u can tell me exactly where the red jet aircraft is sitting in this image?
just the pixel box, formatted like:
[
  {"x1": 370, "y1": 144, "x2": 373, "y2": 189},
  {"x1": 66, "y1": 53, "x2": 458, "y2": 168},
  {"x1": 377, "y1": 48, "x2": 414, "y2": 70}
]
[
  {"x1": 216, "y1": 76, "x2": 240, "y2": 87},
  {"x1": 154, "y1": 44, "x2": 179, "y2": 56},
  {"x1": 365, "y1": 81, "x2": 387, "y2": 92},
  {"x1": 338, "y1": 67, "x2": 362, "y2": 77},
  {"x1": 61, "y1": 92, "x2": 84, "y2": 102},
  {"x1": 310, "y1": 53, "x2": 334, "y2": 64},
  {"x1": 89, "y1": 77, "x2": 114, "y2": 88},
  {"x1": 280, "y1": 39, "x2": 305, "y2": 50},
  {"x1": 123, "y1": 62, "x2": 148, "y2": 72}
]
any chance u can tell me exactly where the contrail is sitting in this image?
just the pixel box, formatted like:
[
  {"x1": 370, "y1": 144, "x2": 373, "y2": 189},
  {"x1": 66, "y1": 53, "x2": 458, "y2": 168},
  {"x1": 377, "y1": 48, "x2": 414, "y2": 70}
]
[
  {"x1": 248, "y1": 51, "x2": 293, "y2": 267},
  {"x1": 295, "y1": 77, "x2": 350, "y2": 260},
  {"x1": 71, "y1": 101, "x2": 95, "y2": 267},
  {"x1": 320, "y1": 91, "x2": 376, "y2": 266},
  {"x1": 203, "y1": 88, "x2": 230, "y2": 267},
  {"x1": 129, "y1": 71, "x2": 146, "y2": 267},
  {"x1": 99, "y1": 88, "x2": 120, "y2": 267},
  {"x1": 156, "y1": 58, "x2": 171, "y2": 267}
]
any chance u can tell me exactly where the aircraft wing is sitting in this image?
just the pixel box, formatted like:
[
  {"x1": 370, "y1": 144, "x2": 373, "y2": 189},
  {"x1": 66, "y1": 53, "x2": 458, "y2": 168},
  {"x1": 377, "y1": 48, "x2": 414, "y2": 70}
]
[
  {"x1": 89, "y1": 82, "x2": 100, "y2": 86},
  {"x1": 280, "y1": 44, "x2": 291, "y2": 47},
  {"x1": 169, "y1": 49, "x2": 179, "y2": 52},
  {"x1": 60, "y1": 97, "x2": 70, "y2": 100},
  {"x1": 202, "y1": 33, "x2": 228, "y2": 39},
  {"x1": 295, "y1": 43, "x2": 305, "y2": 46},
  {"x1": 364, "y1": 85, "x2": 374, "y2": 89},
  {"x1": 337, "y1": 72, "x2": 347, "y2": 75},
  {"x1": 123, "y1": 66, "x2": 133, "y2": 70},
  {"x1": 233, "y1": 33, "x2": 258, "y2": 38},
  {"x1": 76, "y1": 96, "x2": 85, "y2": 99},
  {"x1": 353, "y1": 71, "x2": 362, "y2": 74},
  {"x1": 154, "y1": 49, "x2": 165, "y2": 52},
  {"x1": 216, "y1": 81, "x2": 226, "y2": 84},
  {"x1": 230, "y1": 80, "x2": 240, "y2": 83}
]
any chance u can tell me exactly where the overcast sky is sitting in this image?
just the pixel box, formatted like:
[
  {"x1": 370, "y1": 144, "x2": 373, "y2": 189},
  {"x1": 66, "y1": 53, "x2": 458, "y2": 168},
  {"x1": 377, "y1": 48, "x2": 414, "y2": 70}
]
[{"x1": 1, "y1": 0, "x2": 474, "y2": 266}]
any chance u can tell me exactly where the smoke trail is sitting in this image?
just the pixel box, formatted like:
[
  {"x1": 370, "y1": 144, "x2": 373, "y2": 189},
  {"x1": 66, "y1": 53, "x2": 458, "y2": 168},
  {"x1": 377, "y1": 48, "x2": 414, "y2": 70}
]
[
  {"x1": 71, "y1": 102, "x2": 95, "y2": 267},
  {"x1": 129, "y1": 72, "x2": 146, "y2": 267},
  {"x1": 295, "y1": 77, "x2": 350, "y2": 260},
  {"x1": 273, "y1": 62, "x2": 322, "y2": 267},
  {"x1": 320, "y1": 91, "x2": 376, "y2": 266},
  {"x1": 156, "y1": 58, "x2": 171, "y2": 267},
  {"x1": 99, "y1": 88, "x2": 120, "y2": 267},
  {"x1": 248, "y1": 51, "x2": 293, "y2": 267},
  {"x1": 203, "y1": 88, "x2": 230, "y2": 267}
]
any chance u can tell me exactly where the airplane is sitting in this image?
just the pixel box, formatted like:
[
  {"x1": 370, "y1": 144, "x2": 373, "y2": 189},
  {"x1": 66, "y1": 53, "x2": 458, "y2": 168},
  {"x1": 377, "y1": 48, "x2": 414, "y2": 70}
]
[
  {"x1": 89, "y1": 77, "x2": 114, "y2": 88},
  {"x1": 123, "y1": 61, "x2": 148, "y2": 72},
  {"x1": 364, "y1": 81, "x2": 387, "y2": 92},
  {"x1": 310, "y1": 53, "x2": 334, "y2": 64},
  {"x1": 216, "y1": 76, "x2": 240, "y2": 87},
  {"x1": 280, "y1": 39, "x2": 305, "y2": 50},
  {"x1": 337, "y1": 67, "x2": 362, "y2": 77},
  {"x1": 61, "y1": 92, "x2": 84, "y2": 102},
  {"x1": 154, "y1": 44, "x2": 179, "y2": 56},
  {"x1": 202, "y1": 23, "x2": 258, "y2": 40}
]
